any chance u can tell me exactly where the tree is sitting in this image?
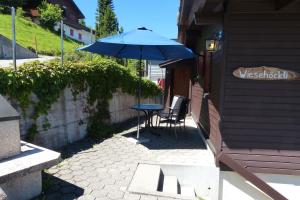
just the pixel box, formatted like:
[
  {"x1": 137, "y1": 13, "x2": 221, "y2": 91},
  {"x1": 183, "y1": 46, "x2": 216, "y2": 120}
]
[
  {"x1": 24, "y1": 0, "x2": 43, "y2": 8},
  {"x1": 79, "y1": 19, "x2": 86, "y2": 26},
  {"x1": 0, "y1": 0, "x2": 24, "y2": 7},
  {"x1": 95, "y1": 0, "x2": 119, "y2": 38},
  {"x1": 119, "y1": 26, "x2": 124, "y2": 34},
  {"x1": 38, "y1": 1, "x2": 63, "y2": 31},
  {"x1": 0, "y1": 0, "x2": 24, "y2": 13}
]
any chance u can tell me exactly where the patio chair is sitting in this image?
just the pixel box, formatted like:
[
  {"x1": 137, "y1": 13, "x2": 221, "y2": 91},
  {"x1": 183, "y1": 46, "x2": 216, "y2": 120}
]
[
  {"x1": 156, "y1": 95, "x2": 185, "y2": 127},
  {"x1": 158, "y1": 97, "x2": 190, "y2": 139}
]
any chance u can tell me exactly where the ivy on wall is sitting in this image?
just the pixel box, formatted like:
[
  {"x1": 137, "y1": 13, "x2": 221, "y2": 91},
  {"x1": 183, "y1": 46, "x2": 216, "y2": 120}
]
[{"x1": 0, "y1": 59, "x2": 161, "y2": 140}]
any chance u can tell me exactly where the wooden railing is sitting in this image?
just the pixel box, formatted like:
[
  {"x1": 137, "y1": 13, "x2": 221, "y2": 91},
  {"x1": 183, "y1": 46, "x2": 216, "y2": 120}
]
[{"x1": 218, "y1": 152, "x2": 288, "y2": 200}]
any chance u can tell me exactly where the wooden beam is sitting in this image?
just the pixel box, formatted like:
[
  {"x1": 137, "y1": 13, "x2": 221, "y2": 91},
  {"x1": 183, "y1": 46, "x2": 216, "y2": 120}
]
[
  {"x1": 187, "y1": 0, "x2": 207, "y2": 27},
  {"x1": 194, "y1": 13, "x2": 223, "y2": 25},
  {"x1": 218, "y1": 152, "x2": 288, "y2": 200},
  {"x1": 204, "y1": 0, "x2": 225, "y2": 12},
  {"x1": 274, "y1": 0, "x2": 298, "y2": 10}
]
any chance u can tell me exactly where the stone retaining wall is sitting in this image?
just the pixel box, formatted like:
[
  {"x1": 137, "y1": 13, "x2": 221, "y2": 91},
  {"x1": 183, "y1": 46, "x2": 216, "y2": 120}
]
[
  {"x1": 0, "y1": 34, "x2": 37, "y2": 59},
  {"x1": 7, "y1": 88, "x2": 155, "y2": 149}
]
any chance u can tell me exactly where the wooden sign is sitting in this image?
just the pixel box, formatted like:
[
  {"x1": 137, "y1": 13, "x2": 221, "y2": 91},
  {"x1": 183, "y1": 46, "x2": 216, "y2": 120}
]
[{"x1": 233, "y1": 66, "x2": 300, "y2": 80}]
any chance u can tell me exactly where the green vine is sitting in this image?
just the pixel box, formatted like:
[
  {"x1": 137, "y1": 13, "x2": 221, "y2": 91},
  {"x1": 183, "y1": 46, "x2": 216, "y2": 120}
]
[{"x1": 0, "y1": 59, "x2": 161, "y2": 141}]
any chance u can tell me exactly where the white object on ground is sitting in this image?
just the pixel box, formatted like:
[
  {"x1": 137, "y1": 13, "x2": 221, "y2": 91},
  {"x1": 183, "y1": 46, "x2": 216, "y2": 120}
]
[{"x1": 0, "y1": 55, "x2": 57, "y2": 68}]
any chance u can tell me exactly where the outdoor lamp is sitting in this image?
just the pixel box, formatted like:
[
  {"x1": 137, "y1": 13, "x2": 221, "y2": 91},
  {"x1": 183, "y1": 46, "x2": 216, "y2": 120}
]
[{"x1": 205, "y1": 39, "x2": 218, "y2": 52}]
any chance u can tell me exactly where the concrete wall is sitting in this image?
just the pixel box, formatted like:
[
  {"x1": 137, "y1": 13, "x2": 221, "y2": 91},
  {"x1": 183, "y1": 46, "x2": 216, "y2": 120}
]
[
  {"x1": 8, "y1": 88, "x2": 154, "y2": 149},
  {"x1": 0, "y1": 34, "x2": 37, "y2": 59},
  {"x1": 0, "y1": 187, "x2": 7, "y2": 200},
  {"x1": 219, "y1": 171, "x2": 300, "y2": 200}
]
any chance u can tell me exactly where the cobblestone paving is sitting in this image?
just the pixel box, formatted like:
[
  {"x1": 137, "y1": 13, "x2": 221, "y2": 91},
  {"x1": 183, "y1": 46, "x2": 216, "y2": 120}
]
[{"x1": 40, "y1": 118, "x2": 212, "y2": 200}]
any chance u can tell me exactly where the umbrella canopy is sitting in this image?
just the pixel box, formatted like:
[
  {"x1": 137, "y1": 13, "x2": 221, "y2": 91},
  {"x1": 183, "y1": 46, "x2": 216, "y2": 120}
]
[
  {"x1": 78, "y1": 27, "x2": 195, "y2": 140},
  {"x1": 78, "y1": 27, "x2": 195, "y2": 60}
]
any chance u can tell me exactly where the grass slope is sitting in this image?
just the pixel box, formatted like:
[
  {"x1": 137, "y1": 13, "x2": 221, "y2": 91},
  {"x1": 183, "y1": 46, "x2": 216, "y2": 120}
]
[{"x1": 0, "y1": 14, "x2": 81, "y2": 56}]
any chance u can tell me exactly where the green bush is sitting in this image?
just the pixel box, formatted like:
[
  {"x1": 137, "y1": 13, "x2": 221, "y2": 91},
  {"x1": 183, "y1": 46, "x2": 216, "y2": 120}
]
[
  {"x1": 0, "y1": 59, "x2": 161, "y2": 140},
  {"x1": 38, "y1": 1, "x2": 63, "y2": 30},
  {"x1": 16, "y1": 7, "x2": 25, "y2": 17}
]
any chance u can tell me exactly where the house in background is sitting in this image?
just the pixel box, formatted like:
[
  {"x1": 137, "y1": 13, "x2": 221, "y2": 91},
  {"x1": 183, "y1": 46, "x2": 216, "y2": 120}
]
[
  {"x1": 25, "y1": 0, "x2": 95, "y2": 45},
  {"x1": 145, "y1": 60, "x2": 165, "y2": 83},
  {"x1": 163, "y1": 0, "x2": 300, "y2": 199}
]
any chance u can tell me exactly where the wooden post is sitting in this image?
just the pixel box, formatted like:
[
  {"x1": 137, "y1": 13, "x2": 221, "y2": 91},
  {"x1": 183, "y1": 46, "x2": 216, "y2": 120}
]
[
  {"x1": 60, "y1": 20, "x2": 64, "y2": 67},
  {"x1": 11, "y1": 7, "x2": 16, "y2": 71},
  {"x1": 34, "y1": 35, "x2": 38, "y2": 57}
]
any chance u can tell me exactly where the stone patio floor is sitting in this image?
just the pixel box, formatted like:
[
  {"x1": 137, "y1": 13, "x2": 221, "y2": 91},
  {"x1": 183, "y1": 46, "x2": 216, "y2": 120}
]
[{"x1": 39, "y1": 117, "x2": 215, "y2": 200}]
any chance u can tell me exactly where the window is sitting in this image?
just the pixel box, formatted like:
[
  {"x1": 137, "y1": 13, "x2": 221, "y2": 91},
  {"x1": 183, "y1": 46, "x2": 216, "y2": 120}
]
[
  {"x1": 70, "y1": 29, "x2": 74, "y2": 37},
  {"x1": 78, "y1": 33, "x2": 82, "y2": 40}
]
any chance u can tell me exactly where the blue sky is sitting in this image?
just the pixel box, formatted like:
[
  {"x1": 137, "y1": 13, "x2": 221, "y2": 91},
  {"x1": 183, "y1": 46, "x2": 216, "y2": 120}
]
[{"x1": 73, "y1": 0, "x2": 179, "y2": 39}]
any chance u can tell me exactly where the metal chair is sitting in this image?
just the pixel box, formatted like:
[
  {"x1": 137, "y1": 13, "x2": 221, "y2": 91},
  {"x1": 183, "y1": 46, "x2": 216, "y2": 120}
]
[
  {"x1": 158, "y1": 97, "x2": 190, "y2": 139},
  {"x1": 156, "y1": 95, "x2": 185, "y2": 126}
]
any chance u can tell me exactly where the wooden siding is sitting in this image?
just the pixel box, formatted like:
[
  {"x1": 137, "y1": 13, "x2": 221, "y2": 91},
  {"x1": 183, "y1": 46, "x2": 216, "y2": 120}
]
[
  {"x1": 173, "y1": 67, "x2": 190, "y2": 97},
  {"x1": 189, "y1": 27, "x2": 223, "y2": 148},
  {"x1": 222, "y1": 11, "x2": 300, "y2": 175},
  {"x1": 190, "y1": 55, "x2": 211, "y2": 133},
  {"x1": 208, "y1": 99, "x2": 222, "y2": 154}
]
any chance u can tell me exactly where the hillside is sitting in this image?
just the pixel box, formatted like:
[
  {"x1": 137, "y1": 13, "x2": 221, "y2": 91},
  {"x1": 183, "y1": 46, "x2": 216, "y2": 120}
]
[{"x1": 0, "y1": 14, "x2": 81, "y2": 56}]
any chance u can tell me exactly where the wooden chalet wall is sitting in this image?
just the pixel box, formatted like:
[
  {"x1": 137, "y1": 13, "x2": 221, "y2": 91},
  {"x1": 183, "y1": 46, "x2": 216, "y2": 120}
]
[
  {"x1": 188, "y1": 25, "x2": 223, "y2": 152},
  {"x1": 162, "y1": 60, "x2": 193, "y2": 107},
  {"x1": 173, "y1": 67, "x2": 190, "y2": 98},
  {"x1": 221, "y1": 0, "x2": 300, "y2": 175}
]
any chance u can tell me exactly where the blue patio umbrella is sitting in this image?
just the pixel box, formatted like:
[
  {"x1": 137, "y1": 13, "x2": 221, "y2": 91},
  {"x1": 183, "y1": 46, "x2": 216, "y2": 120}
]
[{"x1": 78, "y1": 27, "x2": 195, "y2": 139}]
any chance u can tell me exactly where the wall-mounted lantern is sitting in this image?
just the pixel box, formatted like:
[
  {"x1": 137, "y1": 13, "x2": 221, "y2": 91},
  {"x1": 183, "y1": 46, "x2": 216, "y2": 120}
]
[
  {"x1": 205, "y1": 39, "x2": 218, "y2": 52},
  {"x1": 205, "y1": 31, "x2": 223, "y2": 52}
]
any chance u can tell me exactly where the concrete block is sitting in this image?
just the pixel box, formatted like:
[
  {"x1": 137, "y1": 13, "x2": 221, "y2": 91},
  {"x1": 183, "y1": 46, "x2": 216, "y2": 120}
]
[
  {"x1": 0, "y1": 187, "x2": 7, "y2": 200},
  {"x1": 0, "y1": 171, "x2": 41, "y2": 200},
  {"x1": 180, "y1": 185, "x2": 195, "y2": 198},
  {"x1": 129, "y1": 164, "x2": 162, "y2": 193},
  {"x1": 0, "y1": 120, "x2": 21, "y2": 160},
  {"x1": 163, "y1": 176, "x2": 179, "y2": 195},
  {"x1": 0, "y1": 96, "x2": 19, "y2": 120},
  {"x1": 0, "y1": 142, "x2": 60, "y2": 200}
]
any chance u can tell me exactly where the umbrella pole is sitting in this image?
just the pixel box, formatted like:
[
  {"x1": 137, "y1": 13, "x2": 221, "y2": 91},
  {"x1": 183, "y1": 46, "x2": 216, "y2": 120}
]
[{"x1": 137, "y1": 51, "x2": 142, "y2": 139}]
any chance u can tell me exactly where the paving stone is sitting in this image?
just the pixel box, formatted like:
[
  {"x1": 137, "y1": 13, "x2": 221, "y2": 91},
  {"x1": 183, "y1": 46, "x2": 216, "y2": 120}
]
[
  {"x1": 123, "y1": 193, "x2": 141, "y2": 200},
  {"x1": 59, "y1": 174, "x2": 74, "y2": 181},
  {"x1": 77, "y1": 194, "x2": 96, "y2": 200},
  {"x1": 89, "y1": 182, "x2": 105, "y2": 190},
  {"x1": 90, "y1": 190, "x2": 108, "y2": 198},
  {"x1": 106, "y1": 190, "x2": 124, "y2": 199},
  {"x1": 76, "y1": 180, "x2": 91, "y2": 187},
  {"x1": 57, "y1": 169, "x2": 72, "y2": 176},
  {"x1": 41, "y1": 118, "x2": 208, "y2": 200},
  {"x1": 140, "y1": 195, "x2": 158, "y2": 200}
]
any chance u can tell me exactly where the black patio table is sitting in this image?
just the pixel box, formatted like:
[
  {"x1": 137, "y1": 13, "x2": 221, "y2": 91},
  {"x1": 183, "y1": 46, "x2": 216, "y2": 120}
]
[{"x1": 132, "y1": 104, "x2": 164, "y2": 130}]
